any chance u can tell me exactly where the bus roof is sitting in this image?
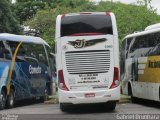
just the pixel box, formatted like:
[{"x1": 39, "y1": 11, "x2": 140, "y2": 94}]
[
  {"x1": 62, "y1": 12, "x2": 113, "y2": 17},
  {"x1": 0, "y1": 33, "x2": 49, "y2": 46},
  {"x1": 123, "y1": 25, "x2": 160, "y2": 41},
  {"x1": 145, "y1": 23, "x2": 160, "y2": 31}
]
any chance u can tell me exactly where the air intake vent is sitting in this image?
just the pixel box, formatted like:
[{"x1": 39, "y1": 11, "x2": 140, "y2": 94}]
[{"x1": 65, "y1": 50, "x2": 110, "y2": 74}]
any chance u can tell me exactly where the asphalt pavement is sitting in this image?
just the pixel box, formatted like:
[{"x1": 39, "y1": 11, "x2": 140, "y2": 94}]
[{"x1": 0, "y1": 95, "x2": 160, "y2": 120}]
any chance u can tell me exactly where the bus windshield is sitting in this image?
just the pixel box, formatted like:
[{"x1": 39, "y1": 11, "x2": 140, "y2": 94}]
[{"x1": 61, "y1": 15, "x2": 113, "y2": 37}]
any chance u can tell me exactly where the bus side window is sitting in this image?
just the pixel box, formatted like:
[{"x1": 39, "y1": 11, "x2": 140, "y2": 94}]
[
  {"x1": 38, "y1": 45, "x2": 48, "y2": 65},
  {"x1": 0, "y1": 41, "x2": 5, "y2": 59},
  {"x1": 128, "y1": 38, "x2": 136, "y2": 58},
  {"x1": 28, "y1": 44, "x2": 48, "y2": 65},
  {"x1": 21, "y1": 43, "x2": 38, "y2": 63},
  {"x1": 148, "y1": 32, "x2": 160, "y2": 56},
  {"x1": 16, "y1": 45, "x2": 27, "y2": 62},
  {"x1": 121, "y1": 40, "x2": 126, "y2": 75},
  {"x1": 7, "y1": 41, "x2": 27, "y2": 62},
  {"x1": 44, "y1": 45, "x2": 55, "y2": 78},
  {"x1": 126, "y1": 38, "x2": 132, "y2": 58},
  {"x1": 3, "y1": 41, "x2": 12, "y2": 60}
]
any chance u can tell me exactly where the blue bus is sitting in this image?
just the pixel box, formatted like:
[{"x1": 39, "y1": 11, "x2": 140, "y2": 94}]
[{"x1": 0, "y1": 33, "x2": 54, "y2": 109}]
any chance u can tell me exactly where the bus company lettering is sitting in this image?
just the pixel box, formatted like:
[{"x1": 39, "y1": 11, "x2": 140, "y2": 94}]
[
  {"x1": 29, "y1": 65, "x2": 41, "y2": 74},
  {"x1": 68, "y1": 38, "x2": 107, "y2": 48},
  {"x1": 148, "y1": 60, "x2": 160, "y2": 68}
]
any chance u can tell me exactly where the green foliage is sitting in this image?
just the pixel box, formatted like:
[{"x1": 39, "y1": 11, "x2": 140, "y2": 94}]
[
  {"x1": 0, "y1": 0, "x2": 21, "y2": 34},
  {"x1": 25, "y1": 9, "x2": 56, "y2": 46},
  {"x1": 96, "y1": 1, "x2": 160, "y2": 43},
  {"x1": 25, "y1": 0, "x2": 160, "y2": 48},
  {"x1": 12, "y1": 0, "x2": 47, "y2": 24},
  {"x1": 25, "y1": 0, "x2": 94, "y2": 48}
]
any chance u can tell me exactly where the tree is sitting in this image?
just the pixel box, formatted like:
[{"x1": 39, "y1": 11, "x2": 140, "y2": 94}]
[
  {"x1": 0, "y1": 0, "x2": 21, "y2": 34},
  {"x1": 12, "y1": 0, "x2": 65, "y2": 24},
  {"x1": 25, "y1": 0, "x2": 160, "y2": 48},
  {"x1": 12, "y1": 0, "x2": 47, "y2": 24},
  {"x1": 96, "y1": 1, "x2": 160, "y2": 43},
  {"x1": 25, "y1": 9, "x2": 56, "y2": 46},
  {"x1": 25, "y1": 0, "x2": 93, "y2": 49},
  {"x1": 137, "y1": 0, "x2": 153, "y2": 9}
]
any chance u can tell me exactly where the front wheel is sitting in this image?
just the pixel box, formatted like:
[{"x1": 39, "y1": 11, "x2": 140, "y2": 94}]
[
  {"x1": 128, "y1": 85, "x2": 137, "y2": 103},
  {"x1": 0, "y1": 90, "x2": 6, "y2": 110},
  {"x1": 6, "y1": 89, "x2": 15, "y2": 109},
  {"x1": 131, "y1": 92, "x2": 137, "y2": 103}
]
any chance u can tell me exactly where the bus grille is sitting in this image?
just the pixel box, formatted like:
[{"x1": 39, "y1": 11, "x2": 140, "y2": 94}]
[{"x1": 65, "y1": 50, "x2": 110, "y2": 74}]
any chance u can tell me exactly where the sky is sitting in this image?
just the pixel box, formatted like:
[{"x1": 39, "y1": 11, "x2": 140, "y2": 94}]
[{"x1": 92, "y1": 0, "x2": 160, "y2": 14}]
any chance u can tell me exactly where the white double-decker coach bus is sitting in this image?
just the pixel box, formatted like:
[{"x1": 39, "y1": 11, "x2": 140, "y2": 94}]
[
  {"x1": 55, "y1": 12, "x2": 120, "y2": 111},
  {"x1": 121, "y1": 23, "x2": 160, "y2": 102}
]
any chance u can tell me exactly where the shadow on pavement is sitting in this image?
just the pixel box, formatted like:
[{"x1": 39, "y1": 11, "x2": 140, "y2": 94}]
[
  {"x1": 7, "y1": 99, "x2": 43, "y2": 109},
  {"x1": 62, "y1": 103, "x2": 117, "y2": 114},
  {"x1": 132, "y1": 98, "x2": 160, "y2": 109}
]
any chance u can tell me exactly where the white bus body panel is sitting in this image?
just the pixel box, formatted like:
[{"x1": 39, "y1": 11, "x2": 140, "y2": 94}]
[{"x1": 58, "y1": 35, "x2": 119, "y2": 104}]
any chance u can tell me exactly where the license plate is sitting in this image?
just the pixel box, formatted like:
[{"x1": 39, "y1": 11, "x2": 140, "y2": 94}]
[{"x1": 85, "y1": 93, "x2": 95, "y2": 98}]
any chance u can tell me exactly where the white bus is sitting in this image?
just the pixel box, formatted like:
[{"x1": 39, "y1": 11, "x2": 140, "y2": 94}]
[
  {"x1": 121, "y1": 23, "x2": 160, "y2": 102},
  {"x1": 55, "y1": 12, "x2": 120, "y2": 111}
]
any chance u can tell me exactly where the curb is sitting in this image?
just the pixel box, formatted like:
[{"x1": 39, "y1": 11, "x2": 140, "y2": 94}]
[
  {"x1": 118, "y1": 99, "x2": 131, "y2": 104},
  {"x1": 118, "y1": 95, "x2": 131, "y2": 104},
  {"x1": 44, "y1": 98, "x2": 58, "y2": 104}
]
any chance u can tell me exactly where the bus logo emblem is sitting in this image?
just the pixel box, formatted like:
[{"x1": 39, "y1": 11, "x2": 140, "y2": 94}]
[{"x1": 68, "y1": 38, "x2": 107, "y2": 48}]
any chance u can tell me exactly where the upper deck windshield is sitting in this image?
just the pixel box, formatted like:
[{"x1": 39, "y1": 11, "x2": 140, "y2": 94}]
[{"x1": 61, "y1": 14, "x2": 113, "y2": 37}]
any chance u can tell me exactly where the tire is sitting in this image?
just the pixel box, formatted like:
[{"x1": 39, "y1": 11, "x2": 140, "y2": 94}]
[
  {"x1": 128, "y1": 84, "x2": 136, "y2": 103},
  {"x1": 60, "y1": 103, "x2": 68, "y2": 112},
  {"x1": 0, "y1": 90, "x2": 6, "y2": 110},
  {"x1": 131, "y1": 91, "x2": 137, "y2": 103},
  {"x1": 107, "y1": 101, "x2": 116, "y2": 111},
  {"x1": 6, "y1": 89, "x2": 15, "y2": 109},
  {"x1": 131, "y1": 96, "x2": 137, "y2": 103}
]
